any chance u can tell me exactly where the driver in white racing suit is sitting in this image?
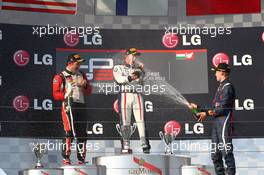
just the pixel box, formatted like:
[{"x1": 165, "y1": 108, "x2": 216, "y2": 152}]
[{"x1": 113, "y1": 48, "x2": 151, "y2": 153}]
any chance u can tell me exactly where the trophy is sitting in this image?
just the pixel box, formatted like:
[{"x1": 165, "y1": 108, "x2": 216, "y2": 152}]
[
  {"x1": 116, "y1": 123, "x2": 137, "y2": 154},
  {"x1": 33, "y1": 143, "x2": 47, "y2": 168},
  {"x1": 159, "y1": 132, "x2": 176, "y2": 154},
  {"x1": 159, "y1": 120, "x2": 181, "y2": 154}
]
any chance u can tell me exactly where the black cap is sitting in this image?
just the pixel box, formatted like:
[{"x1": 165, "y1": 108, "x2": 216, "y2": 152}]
[
  {"x1": 126, "y1": 48, "x2": 141, "y2": 56},
  {"x1": 211, "y1": 63, "x2": 231, "y2": 73},
  {"x1": 67, "y1": 53, "x2": 85, "y2": 63}
]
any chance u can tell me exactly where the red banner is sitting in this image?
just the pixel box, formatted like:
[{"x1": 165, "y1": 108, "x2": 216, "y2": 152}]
[{"x1": 186, "y1": 0, "x2": 261, "y2": 16}]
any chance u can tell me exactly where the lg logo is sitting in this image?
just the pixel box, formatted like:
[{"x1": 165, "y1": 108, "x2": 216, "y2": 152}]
[
  {"x1": 64, "y1": 32, "x2": 80, "y2": 47},
  {"x1": 13, "y1": 50, "x2": 30, "y2": 66},
  {"x1": 13, "y1": 96, "x2": 53, "y2": 112},
  {"x1": 83, "y1": 34, "x2": 102, "y2": 46},
  {"x1": 235, "y1": 99, "x2": 254, "y2": 111},
  {"x1": 185, "y1": 123, "x2": 204, "y2": 135},
  {"x1": 182, "y1": 35, "x2": 201, "y2": 46},
  {"x1": 13, "y1": 96, "x2": 30, "y2": 112},
  {"x1": 145, "y1": 101, "x2": 153, "y2": 112},
  {"x1": 212, "y1": 53, "x2": 253, "y2": 67},
  {"x1": 64, "y1": 32, "x2": 102, "y2": 47},
  {"x1": 13, "y1": 50, "x2": 53, "y2": 66},
  {"x1": 34, "y1": 99, "x2": 53, "y2": 110},
  {"x1": 212, "y1": 53, "x2": 229, "y2": 67},
  {"x1": 34, "y1": 54, "x2": 53, "y2": 65},
  {"x1": 113, "y1": 100, "x2": 153, "y2": 113},
  {"x1": 162, "y1": 33, "x2": 179, "y2": 48},
  {"x1": 164, "y1": 120, "x2": 204, "y2": 135},
  {"x1": 233, "y1": 54, "x2": 252, "y2": 66},
  {"x1": 87, "y1": 123, "x2": 103, "y2": 135},
  {"x1": 162, "y1": 33, "x2": 201, "y2": 48}
]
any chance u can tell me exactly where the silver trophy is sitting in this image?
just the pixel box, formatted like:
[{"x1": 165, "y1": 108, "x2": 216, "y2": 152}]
[
  {"x1": 33, "y1": 143, "x2": 47, "y2": 168},
  {"x1": 159, "y1": 131, "x2": 178, "y2": 154},
  {"x1": 116, "y1": 123, "x2": 137, "y2": 154}
]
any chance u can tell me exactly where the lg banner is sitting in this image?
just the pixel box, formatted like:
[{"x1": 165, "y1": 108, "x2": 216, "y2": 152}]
[{"x1": 0, "y1": 23, "x2": 263, "y2": 140}]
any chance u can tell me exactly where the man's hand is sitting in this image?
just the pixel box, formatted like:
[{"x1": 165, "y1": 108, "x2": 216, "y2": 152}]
[
  {"x1": 138, "y1": 62, "x2": 144, "y2": 69},
  {"x1": 132, "y1": 71, "x2": 141, "y2": 78},
  {"x1": 197, "y1": 112, "x2": 207, "y2": 122},
  {"x1": 130, "y1": 74, "x2": 139, "y2": 80},
  {"x1": 188, "y1": 103, "x2": 198, "y2": 110},
  {"x1": 65, "y1": 82, "x2": 76, "y2": 98},
  {"x1": 78, "y1": 79, "x2": 88, "y2": 88},
  {"x1": 208, "y1": 110, "x2": 216, "y2": 116}
]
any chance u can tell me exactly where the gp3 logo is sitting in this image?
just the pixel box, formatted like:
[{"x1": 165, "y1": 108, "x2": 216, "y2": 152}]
[{"x1": 80, "y1": 58, "x2": 114, "y2": 81}]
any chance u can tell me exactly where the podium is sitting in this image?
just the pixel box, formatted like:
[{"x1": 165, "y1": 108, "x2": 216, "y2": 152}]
[
  {"x1": 181, "y1": 165, "x2": 216, "y2": 175},
  {"x1": 61, "y1": 165, "x2": 106, "y2": 175},
  {"x1": 18, "y1": 168, "x2": 63, "y2": 175},
  {"x1": 19, "y1": 165, "x2": 106, "y2": 175},
  {"x1": 93, "y1": 154, "x2": 191, "y2": 175},
  {"x1": 18, "y1": 157, "x2": 217, "y2": 175}
]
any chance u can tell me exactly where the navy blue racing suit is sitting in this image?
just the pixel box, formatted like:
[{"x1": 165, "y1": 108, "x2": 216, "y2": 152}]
[{"x1": 209, "y1": 78, "x2": 236, "y2": 175}]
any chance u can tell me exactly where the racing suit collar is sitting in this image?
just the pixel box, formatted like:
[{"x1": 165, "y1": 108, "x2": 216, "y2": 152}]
[
  {"x1": 125, "y1": 63, "x2": 135, "y2": 68},
  {"x1": 220, "y1": 78, "x2": 229, "y2": 86},
  {"x1": 65, "y1": 68, "x2": 75, "y2": 75}
]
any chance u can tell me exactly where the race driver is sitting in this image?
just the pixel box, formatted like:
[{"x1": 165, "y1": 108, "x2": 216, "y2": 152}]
[
  {"x1": 113, "y1": 48, "x2": 151, "y2": 154},
  {"x1": 52, "y1": 53, "x2": 92, "y2": 165},
  {"x1": 189, "y1": 63, "x2": 236, "y2": 175}
]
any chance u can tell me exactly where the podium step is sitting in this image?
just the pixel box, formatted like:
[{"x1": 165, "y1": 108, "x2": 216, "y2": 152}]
[
  {"x1": 93, "y1": 154, "x2": 191, "y2": 175},
  {"x1": 18, "y1": 168, "x2": 63, "y2": 175},
  {"x1": 61, "y1": 165, "x2": 106, "y2": 175},
  {"x1": 19, "y1": 165, "x2": 106, "y2": 175},
  {"x1": 181, "y1": 165, "x2": 216, "y2": 175}
]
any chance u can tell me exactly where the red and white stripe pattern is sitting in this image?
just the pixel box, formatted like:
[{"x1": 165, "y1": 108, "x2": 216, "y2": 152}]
[{"x1": 1, "y1": 0, "x2": 77, "y2": 15}]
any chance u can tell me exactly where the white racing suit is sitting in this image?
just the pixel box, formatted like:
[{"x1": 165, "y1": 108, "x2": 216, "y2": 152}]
[{"x1": 113, "y1": 64, "x2": 150, "y2": 152}]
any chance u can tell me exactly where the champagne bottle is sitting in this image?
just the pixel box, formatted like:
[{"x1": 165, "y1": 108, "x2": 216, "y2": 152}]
[{"x1": 191, "y1": 108, "x2": 201, "y2": 120}]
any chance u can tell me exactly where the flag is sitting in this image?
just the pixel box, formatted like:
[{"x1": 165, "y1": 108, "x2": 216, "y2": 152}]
[
  {"x1": 1, "y1": 0, "x2": 77, "y2": 15},
  {"x1": 176, "y1": 50, "x2": 195, "y2": 60},
  {"x1": 96, "y1": 0, "x2": 168, "y2": 16},
  {"x1": 187, "y1": 0, "x2": 261, "y2": 16}
]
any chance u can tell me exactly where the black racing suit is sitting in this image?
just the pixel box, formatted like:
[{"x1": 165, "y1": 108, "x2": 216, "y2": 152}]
[{"x1": 209, "y1": 78, "x2": 236, "y2": 175}]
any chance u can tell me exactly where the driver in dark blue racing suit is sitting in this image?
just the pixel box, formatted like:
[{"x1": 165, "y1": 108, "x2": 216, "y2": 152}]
[{"x1": 189, "y1": 63, "x2": 236, "y2": 175}]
